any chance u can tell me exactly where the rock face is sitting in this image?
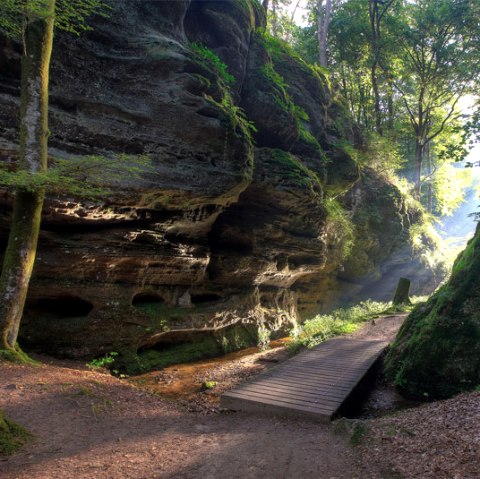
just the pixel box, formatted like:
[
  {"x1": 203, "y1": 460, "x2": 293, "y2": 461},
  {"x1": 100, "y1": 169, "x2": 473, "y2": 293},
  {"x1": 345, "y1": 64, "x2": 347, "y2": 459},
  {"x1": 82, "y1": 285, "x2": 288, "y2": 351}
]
[
  {"x1": 385, "y1": 224, "x2": 480, "y2": 400},
  {"x1": 0, "y1": 0, "x2": 441, "y2": 371}
]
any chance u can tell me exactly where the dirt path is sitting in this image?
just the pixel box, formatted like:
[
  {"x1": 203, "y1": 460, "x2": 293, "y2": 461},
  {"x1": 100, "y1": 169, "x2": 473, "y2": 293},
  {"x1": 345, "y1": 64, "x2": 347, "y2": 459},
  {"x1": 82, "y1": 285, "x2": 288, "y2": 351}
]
[
  {"x1": 1, "y1": 361, "x2": 361, "y2": 479},
  {"x1": 1, "y1": 313, "x2": 478, "y2": 479}
]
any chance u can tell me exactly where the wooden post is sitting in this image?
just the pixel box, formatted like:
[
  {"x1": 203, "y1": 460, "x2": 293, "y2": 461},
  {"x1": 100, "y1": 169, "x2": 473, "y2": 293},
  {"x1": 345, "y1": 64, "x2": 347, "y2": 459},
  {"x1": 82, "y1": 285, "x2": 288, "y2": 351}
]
[{"x1": 393, "y1": 277, "x2": 412, "y2": 306}]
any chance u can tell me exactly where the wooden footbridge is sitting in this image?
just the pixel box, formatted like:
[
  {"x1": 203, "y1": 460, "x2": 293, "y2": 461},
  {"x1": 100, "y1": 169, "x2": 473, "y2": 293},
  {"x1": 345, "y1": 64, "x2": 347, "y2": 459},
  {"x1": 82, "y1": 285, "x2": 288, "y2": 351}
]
[{"x1": 221, "y1": 337, "x2": 389, "y2": 422}]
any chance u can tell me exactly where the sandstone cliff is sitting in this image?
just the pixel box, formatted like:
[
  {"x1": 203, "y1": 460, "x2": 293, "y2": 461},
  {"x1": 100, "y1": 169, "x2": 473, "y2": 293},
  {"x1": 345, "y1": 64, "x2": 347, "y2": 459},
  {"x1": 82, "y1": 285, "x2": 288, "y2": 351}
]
[{"x1": 0, "y1": 0, "x2": 440, "y2": 371}]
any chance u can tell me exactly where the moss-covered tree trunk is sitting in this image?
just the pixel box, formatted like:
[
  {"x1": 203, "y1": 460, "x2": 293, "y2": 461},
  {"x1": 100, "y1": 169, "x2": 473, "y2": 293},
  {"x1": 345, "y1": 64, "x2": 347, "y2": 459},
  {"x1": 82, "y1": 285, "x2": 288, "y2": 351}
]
[{"x1": 0, "y1": 1, "x2": 55, "y2": 351}]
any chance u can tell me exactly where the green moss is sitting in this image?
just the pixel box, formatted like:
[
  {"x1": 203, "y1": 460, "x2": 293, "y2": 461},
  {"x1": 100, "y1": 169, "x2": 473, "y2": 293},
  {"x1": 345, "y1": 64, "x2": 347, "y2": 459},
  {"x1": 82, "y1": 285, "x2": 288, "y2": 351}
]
[
  {"x1": 237, "y1": 0, "x2": 264, "y2": 29},
  {"x1": 134, "y1": 303, "x2": 191, "y2": 333},
  {"x1": 0, "y1": 344, "x2": 38, "y2": 365},
  {"x1": 135, "y1": 338, "x2": 221, "y2": 374},
  {"x1": 122, "y1": 324, "x2": 260, "y2": 375},
  {"x1": 385, "y1": 227, "x2": 480, "y2": 399},
  {"x1": 263, "y1": 149, "x2": 321, "y2": 192},
  {"x1": 0, "y1": 410, "x2": 31, "y2": 456},
  {"x1": 218, "y1": 324, "x2": 258, "y2": 353},
  {"x1": 325, "y1": 197, "x2": 354, "y2": 260}
]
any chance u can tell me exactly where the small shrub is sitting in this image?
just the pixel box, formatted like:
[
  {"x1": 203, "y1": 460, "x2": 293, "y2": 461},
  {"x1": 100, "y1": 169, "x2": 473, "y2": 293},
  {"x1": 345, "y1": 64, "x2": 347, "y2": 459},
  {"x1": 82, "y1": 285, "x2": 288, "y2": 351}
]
[
  {"x1": 87, "y1": 351, "x2": 118, "y2": 370},
  {"x1": 190, "y1": 42, "x2": 235, "y2": 85},
  {"x1": 350, "y1": 421, "x2": 368, "y2": 447},
  {"x1": 202, "y1": 381, "x2": 217, "y2": 390}
]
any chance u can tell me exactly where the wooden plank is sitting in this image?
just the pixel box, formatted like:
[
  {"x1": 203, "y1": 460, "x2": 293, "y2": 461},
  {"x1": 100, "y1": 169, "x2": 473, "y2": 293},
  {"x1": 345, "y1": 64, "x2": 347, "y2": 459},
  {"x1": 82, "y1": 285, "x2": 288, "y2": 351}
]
[
  {"x1": 259, "y1": 374, "x2": 355, "y2": 390},
  {"x1": 223, "y1": 390, "x2": 336, "y2": 415},
  {"x1": 250, "y1": 374, "x2": 350, "y2": 391},
  {"x1": 221, "y1": 394, "x2": 332, "y2": 423},
  {"x1": 233, "y1": 383, "x2": 343, "y2": 406},
  {"x1": 243, "y1": 377, "x2": 354, "y2": 398},
  {"x1": 268, "y1": 368, "x2": 365, "y2": 384}
]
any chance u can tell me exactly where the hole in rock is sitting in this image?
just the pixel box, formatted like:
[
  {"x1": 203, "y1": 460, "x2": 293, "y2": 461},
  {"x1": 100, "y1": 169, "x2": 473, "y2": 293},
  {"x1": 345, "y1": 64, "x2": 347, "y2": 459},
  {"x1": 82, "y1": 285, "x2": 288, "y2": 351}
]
[
  {"x1": 132, "y1": 293, "x2": 165, "y2": 307},
  {"x1": 190, "y1": 293, "x2": 222, "y2": 304},
  {"x1": 34, "y1": 297, "x2": 93, "y2": 318}
]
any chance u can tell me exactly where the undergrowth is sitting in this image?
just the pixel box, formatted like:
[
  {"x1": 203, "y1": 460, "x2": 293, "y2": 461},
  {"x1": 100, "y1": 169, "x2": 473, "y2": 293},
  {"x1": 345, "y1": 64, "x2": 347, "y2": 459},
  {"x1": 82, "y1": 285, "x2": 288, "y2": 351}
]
[{"x1": 289, "y1": 298, "x2": 425, "y2": 354}]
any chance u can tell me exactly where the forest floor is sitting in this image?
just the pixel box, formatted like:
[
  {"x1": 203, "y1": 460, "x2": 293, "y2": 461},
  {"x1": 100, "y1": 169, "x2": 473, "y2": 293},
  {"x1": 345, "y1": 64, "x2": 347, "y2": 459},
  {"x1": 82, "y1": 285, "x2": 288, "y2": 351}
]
[{"x1": 1, "y1": 314, "x2": 479, "y2": 479}]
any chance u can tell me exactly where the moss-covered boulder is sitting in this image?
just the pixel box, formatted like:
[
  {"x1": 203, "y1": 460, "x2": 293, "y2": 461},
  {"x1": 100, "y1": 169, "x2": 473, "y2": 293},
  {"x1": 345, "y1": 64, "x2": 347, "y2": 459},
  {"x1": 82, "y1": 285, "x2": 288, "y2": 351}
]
[{"x1": 385, "y1": 224, "x2": 480, "y2": 400}]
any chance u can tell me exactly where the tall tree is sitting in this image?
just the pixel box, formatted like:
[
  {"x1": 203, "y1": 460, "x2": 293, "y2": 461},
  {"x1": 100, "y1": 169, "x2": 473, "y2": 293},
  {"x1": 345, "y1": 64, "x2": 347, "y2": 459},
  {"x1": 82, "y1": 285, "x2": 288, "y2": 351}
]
[
  {"x1": 393, "y1": 0, "x2": 479, "y2": 197},
  {"x1": 317, "y1": 0, "x2": 332, "y2": 66},
  {"x1": 0, "y1": 0, "x2": 55, "y2": 353},
  {"x1": 368, "y1": 0, "x2": 395, "y2": 134},
  {"x1": 0, "y1": 0, "x2": 107, "y2": 355}
]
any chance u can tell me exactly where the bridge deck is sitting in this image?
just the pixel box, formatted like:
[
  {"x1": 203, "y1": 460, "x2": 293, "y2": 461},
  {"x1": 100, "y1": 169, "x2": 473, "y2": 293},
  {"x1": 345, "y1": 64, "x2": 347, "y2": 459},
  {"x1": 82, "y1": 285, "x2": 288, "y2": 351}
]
[{"x1": 221, "y1": 337, "x2": 389, "y2": 422}]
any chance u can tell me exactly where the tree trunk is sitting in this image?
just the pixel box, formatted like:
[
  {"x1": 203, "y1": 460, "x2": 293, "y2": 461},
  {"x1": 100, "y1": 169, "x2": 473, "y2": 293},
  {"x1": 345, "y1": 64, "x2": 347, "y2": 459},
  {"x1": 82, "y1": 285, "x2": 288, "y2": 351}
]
[
  {"x1": 369, "y1": 0, "x2": 382, "y2": 134},
  {"x1": 271, "y1": 0, "x2": 278, "y2": 37},
  {"x1": 317, "y1": 0, "x2": 331, "y2": 67},
  {"x1": 426, "y1": 143, "x2": 433, "y2": 213},
  {"x1": 386, "y1": 76, "x2": 394, "y2": 132},
  {"x1": 393, "y1": 277, "x2": 412, "y2": 306},
  {"x1": 0, "y1": 1, "x2": 55, "y2": 351},
  {"x1": 414, "y1": 139, "x2": 423, "y2": 198}
]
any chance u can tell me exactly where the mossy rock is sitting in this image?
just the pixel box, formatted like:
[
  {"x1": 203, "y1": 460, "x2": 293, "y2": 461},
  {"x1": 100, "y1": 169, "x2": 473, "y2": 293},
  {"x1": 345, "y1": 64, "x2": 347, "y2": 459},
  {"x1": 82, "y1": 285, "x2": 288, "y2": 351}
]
[
  {"x1": 258, "y1": 148, "x2": 322, "y2": 193},
  {"x1": 385, "y1": 225, "x2": 480, "y2": 400},
  {"x1": 0, "y1": 410, "x2": 31, "y2": 455},
  {"x1": 120, "y1": 324, "x2": 261, "y2": 375}
]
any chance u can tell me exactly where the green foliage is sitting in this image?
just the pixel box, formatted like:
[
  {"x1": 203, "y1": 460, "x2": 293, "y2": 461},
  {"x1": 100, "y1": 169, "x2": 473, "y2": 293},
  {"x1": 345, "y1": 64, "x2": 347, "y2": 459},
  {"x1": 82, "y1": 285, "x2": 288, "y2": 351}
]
[
  {"x1": 408, "y1": 216, "x2": 457, "y2": 279},
  {"x1": 350, "y1": 421, "x2": 368, "y2": 447},
  {"x1": 0, "y1": 0, "x2": 110, "y2": 39},
  {"x1": 0, "y1": 410, "x2": 31, "y2": 456},
  {"x1": 190, "y1": 43, "x2": 235, "y2": 86},
  {"x1": 429, "y1": 163, "x2": 473, "y2": 217},
  {"x1": 190, "y1": 41, "x2": 256, "y2": 160},
  {"x1": 202, "y1": 380, "x2": 217, "y2": 390},
  {"x1": 0, "y1": 154, "x2": 151, "y2": 198},
  {"x1": 87, "y1": 351, "x2": 119, "y2": 370},
  {"x1": 324, "y1": 197, "x2": 354, "y2": 260},
  {"x1": 365, "y1": 133, "x2": 406, "y2": 178},
  {"x1": 207, "y1": 92, "x2": 257, "y2": 137},
  {"x1": 289, "y1": 299, "x2": 394, "y2": 352},
  {"x1": 257, "y1": 325, "x2": 271, "y2": 351}
]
